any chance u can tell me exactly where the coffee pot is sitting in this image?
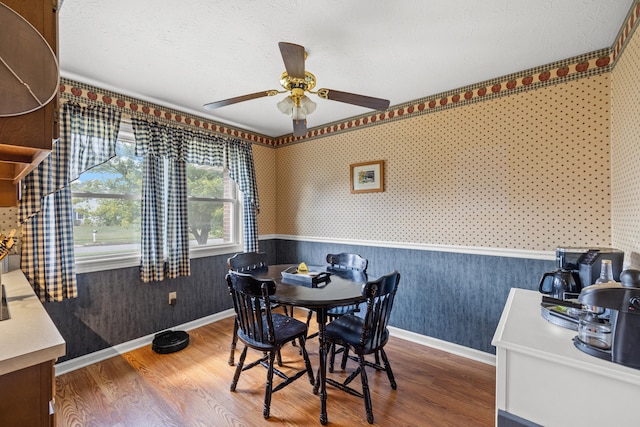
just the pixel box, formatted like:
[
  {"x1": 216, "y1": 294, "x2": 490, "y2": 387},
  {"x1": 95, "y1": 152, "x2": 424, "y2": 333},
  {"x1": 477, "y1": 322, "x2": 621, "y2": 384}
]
[{"x1": 539, "y1": 269, "x2": 581, "y2": 300}]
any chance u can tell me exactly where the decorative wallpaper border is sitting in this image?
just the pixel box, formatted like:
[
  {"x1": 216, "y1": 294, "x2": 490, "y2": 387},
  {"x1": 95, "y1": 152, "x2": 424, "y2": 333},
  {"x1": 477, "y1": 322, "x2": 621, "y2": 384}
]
[
  {"x1": 59, "y1": 78, "x2": 273, "y2": 145},
  {"x1": 273, "y1": 48, "x2": 612, "y2": 146},
  {"x1": 612, "y1": 0, "x2": 640, "y2": 65},
  {"x1": 60, "y1": 0, "x2": 640, "y2": 147}
]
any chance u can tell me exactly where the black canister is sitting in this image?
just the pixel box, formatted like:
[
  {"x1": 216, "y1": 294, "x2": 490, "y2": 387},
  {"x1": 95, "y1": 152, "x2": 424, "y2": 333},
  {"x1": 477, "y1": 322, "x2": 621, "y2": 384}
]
[{"x1": 620, "y1": 269, "x2": 640, "y2": 288}]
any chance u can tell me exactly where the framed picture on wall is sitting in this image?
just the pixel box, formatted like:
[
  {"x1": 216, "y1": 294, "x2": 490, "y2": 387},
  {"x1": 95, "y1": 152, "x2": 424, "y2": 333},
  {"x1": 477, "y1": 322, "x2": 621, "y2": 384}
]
[{"x1": 350, "y1": 160, "x2": 384, "y2": 193}]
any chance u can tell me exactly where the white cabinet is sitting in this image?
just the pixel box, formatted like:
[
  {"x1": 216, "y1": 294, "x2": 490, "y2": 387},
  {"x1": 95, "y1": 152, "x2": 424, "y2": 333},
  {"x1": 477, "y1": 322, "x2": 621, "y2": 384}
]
[{"x1": 492, "y1": 289, "x2": 640, "y2": 427}]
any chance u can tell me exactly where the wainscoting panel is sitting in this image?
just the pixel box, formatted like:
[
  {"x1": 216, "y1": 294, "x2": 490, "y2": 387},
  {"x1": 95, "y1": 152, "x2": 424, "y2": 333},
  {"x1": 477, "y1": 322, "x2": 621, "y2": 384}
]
[
  {"x1": 45, "y1": 238, "x2": 547, "y2": 363},
  {"x1": 44, "y1": 250, "x2": 250, "y2": 363},
  {"x1": 276, "y1": 239, "x2": 554, "y2": 354}
]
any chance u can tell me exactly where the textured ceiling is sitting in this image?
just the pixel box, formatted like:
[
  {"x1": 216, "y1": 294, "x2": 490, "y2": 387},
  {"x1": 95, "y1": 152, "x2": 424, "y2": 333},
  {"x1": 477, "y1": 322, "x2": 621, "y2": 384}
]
[{"x1": 58, "y1": 0, "x2": 634, "y2": 137}]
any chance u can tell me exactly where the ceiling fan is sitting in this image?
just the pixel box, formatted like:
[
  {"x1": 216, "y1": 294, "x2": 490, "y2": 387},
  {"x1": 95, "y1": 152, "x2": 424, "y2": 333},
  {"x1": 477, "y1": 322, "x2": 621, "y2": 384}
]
[{"x1": 203, "y1": 42, "x2": 390, "y2": 137}]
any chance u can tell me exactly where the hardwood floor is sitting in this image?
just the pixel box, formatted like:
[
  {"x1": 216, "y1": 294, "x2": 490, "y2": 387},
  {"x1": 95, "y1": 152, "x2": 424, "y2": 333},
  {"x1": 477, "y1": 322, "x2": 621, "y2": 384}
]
[{"x1": 55, "y1": 312, "x2": 496, "y2": 426}]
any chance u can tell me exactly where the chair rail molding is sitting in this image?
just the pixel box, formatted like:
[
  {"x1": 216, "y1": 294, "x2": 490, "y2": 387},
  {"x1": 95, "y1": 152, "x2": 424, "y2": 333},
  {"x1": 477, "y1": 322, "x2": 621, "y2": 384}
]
[{"x1": 271, "y1": 234, "x2": 555, "y2": 261}]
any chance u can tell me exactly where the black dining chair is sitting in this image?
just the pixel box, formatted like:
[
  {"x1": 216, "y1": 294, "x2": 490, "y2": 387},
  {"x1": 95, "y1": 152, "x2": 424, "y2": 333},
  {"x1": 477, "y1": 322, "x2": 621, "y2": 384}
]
[
  {"x1": 324, "y1": 270, "x2": 401, "y2": 424},
  {"x1": 307, "y1": 252, "x2": 368, "y2": 328},
  {"x1": 306, "y1": 253, "x2": 368, "y2": 369},
  {"x1": 227, "y1": 252, "x2": 287, "y2": 366},
  {"x1": 226, "y1": 271, "x2": 315, "y2": 419}
]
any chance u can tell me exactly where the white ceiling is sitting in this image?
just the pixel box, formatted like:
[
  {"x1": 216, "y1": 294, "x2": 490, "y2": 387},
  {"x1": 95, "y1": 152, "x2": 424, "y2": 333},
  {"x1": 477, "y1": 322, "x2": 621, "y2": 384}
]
[{"x1": 58, "y1": 0, "x2": 634, "y2": 138}]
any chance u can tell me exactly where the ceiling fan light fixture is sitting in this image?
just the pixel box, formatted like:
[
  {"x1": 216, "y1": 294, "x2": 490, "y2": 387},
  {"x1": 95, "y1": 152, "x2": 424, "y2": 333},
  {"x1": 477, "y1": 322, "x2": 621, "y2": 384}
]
[
  {"x1": 277, "y1": 96, "x2": 294, "y2": 114},
  {"x1": 277, "y1": 94, "x2": 316, "y2": 119},
  {"x1": 299, "y1": 95, "x2": 316, "y2": 115}
]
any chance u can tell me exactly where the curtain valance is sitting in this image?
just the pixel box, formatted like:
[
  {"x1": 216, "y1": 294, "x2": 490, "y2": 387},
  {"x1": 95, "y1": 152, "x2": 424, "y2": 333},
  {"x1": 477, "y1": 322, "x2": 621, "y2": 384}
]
[{"x1": 132, "y1": 118, "x2": 259, "y2": 214}]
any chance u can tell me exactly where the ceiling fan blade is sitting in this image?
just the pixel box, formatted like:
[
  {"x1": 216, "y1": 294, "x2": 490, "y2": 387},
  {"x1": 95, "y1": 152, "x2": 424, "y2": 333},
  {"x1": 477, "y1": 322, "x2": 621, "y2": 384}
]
[
  {"x1": 203, "y1": 90, "x2": 275, "y2": 110},
  {"x1": 278, "y1": 42, "x2": 305, "y2": 79},
  {"x1": 318, "y1": 88, "x2": 390, "y2": 110},
  {"x1": 292, "y1": 119, "x2": 307, "y2": 137}
]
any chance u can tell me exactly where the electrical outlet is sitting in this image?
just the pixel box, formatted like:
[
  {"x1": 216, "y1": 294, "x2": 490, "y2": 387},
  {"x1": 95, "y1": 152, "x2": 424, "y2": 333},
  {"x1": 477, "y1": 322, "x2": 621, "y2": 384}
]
[{"x1": 169, "y1": 291, "x2": 177, "y2": 306}]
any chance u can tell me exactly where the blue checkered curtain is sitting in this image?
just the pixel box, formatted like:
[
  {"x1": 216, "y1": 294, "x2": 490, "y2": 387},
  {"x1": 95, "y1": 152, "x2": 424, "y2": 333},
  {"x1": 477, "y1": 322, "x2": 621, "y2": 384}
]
[
  {"x1": 182, "y1": 124, "x2": 260, "y2": 252},
  {"x1": 132, "y1": 118, "x2": 190, "y2": 282},
  {"x1": 132, "y1": 118, "x2": 260, "y2": 280},
  {"x1": 19, "y1": 103, "x2": 121, "y2": 301},
  {"x1": 221, "y1": 138, "x2": 260, "y2": 252}
]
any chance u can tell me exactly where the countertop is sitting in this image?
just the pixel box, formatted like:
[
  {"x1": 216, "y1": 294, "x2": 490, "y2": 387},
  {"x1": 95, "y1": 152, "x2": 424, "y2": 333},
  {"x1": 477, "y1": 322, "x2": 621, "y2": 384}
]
[
  {"x1": 0, "y1": 269, "x2": 65, "y2": 376},
  {"x1": 492, "y1": 288, "x2": 640, "y2": 385}
]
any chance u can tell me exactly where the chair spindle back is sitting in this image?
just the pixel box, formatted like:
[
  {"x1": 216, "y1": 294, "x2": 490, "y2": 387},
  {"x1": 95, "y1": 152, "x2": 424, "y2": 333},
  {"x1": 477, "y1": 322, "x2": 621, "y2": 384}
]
[
  {"x1": 360, "y1": 270, "x2": 400, "y2": 350},
  {"x1": 228, "y1": 252, "x2": 268, "y2": 272},
  {"x1": 227, "y1": 272, "x2": 277, "y2": 345},
  {"x1": 326, "y1": 252, "x2": 368, "y2": 272}
]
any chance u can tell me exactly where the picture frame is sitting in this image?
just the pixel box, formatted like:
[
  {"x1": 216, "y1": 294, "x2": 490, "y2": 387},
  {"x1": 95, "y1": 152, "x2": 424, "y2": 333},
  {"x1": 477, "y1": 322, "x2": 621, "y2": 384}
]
[{"x1": 350, "y1": 160, "x2": 384, "y2": 193}]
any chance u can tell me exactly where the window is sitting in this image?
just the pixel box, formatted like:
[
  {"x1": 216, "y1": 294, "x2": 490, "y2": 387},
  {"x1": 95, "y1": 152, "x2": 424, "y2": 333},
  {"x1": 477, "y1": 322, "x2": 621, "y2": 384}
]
[
  {"x1": 186, "y1": 164, "x2": 242, "y2": 254},
  {"x1": 71, "y1": 135, "x2": 142, "y2": 264},
  {"x1": 71, "y1": 122, "x2": 243, "y2": 273}
]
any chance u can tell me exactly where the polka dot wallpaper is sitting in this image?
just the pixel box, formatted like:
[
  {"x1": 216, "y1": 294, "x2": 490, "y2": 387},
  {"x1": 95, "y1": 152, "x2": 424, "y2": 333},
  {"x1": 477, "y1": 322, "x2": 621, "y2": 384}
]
[
  {"x1": 611, "y1": 20, "x2": 640, "y2": 266},
  {"x1": 252, "y1": 144, "x2": 277, "y2": 235},
  {"x1": 272, "y1": 75, "x2": 612, "y2": 251},
  {"x1": 0, "y1": 208, "x2": 17, "y2": 228}
]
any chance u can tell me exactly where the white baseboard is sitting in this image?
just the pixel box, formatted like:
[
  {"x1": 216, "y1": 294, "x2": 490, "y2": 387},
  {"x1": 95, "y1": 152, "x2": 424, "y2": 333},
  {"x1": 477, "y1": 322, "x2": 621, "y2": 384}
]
[
  {"x1": 388, "y1": 326, "x2": 496, "y2": 366},
  {"x1": 55, "y1": 311, "x2": 495, "y2": 376}
]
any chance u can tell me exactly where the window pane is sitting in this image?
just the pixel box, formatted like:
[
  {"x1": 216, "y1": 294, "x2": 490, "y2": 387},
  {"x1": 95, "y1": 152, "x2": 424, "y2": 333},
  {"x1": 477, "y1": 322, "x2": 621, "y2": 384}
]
[
  {"x1": 71, "y1": 142, "x2": 142, "y2": 195},
  {"x1": 72, "y1": 197, "x2": 141, "y2": 258},
  {"x1": 72, "y1": 140, "x2": 142, "y2": 259},
  {"x1": 186, "y1": 164, "x2": 236, "y2": 247},
  {"x1": 187, "y1": 200, "x2": 232, "y2": 246},
  {"x1": 186, "y1": 164, "x2": 224, "y2": 198}
]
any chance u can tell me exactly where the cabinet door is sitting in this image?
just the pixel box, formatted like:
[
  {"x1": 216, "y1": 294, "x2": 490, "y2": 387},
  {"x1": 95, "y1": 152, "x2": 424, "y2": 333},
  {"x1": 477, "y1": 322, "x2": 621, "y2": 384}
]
[
  {"x1": 0, "y1": 361, "x2": 54, "y2": 427},
  {"x1": 0, "y1": 0, "x2": 58, "y2": 205},
  {"x1": 0, "y1": 0, "x2": 58, "y2": 149}
]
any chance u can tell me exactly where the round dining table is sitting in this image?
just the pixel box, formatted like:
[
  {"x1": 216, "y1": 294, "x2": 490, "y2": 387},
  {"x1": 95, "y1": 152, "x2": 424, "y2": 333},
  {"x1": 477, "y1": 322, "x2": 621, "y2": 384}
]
[{"x1": 250, "y1": 264, "x2": 367, "y2": 425}]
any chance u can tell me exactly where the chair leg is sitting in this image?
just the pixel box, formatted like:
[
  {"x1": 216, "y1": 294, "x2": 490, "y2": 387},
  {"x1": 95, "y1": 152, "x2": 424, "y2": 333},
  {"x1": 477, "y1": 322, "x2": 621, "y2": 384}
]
[
  {"x1": 358, "y1": 356, "x2": 374, "y2": 424},
  {"x1": 328, "y1": 343, "x2": 336, "y2": 373},
  {"x1": 231, "y1": 346, "x2": 248, "y2": 392},
  {"x1": 263, "y1": 351, "x2": 277, "y2": 419},
  {"x1": 380, "y1": 348, "x2": 397, "y2": 389},
  {"x1": 340, "y1": 345, "x2": 350, "y2": 370},
  {"x1": 228, "y1": 318, "x2": 239, "y2": 366},
  {"x1": 306, "y1": 309, "x2": 319, "y2": 339},
  {"x1": 298, "y1": 336, "x2": 316, "y2": 385},
  {"x1": 286, "y1": 306, "x2": 298, "y2": 347},
  {"x1": 306, "y1": 309, "x2": 313, "y2": 328}
]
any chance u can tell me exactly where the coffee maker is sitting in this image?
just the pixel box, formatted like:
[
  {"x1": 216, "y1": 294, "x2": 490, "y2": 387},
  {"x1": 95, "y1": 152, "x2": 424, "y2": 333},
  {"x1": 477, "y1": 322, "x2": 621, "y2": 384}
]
[
  {"x1": 556, "y1": 247, "x2": 625, "y2": 288},
  {"x1": 575, "y1": 281, "x2": 640, "y2": 369},
  {"x1": 539, "y1": 247, "x2": 624, "y2": 301}
]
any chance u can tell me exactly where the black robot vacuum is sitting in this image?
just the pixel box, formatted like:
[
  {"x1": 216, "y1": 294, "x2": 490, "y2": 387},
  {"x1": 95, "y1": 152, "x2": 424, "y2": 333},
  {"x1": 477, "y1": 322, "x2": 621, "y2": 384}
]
[{"x1": 152, "y1": 330, "x2": 190, "y2": 354}]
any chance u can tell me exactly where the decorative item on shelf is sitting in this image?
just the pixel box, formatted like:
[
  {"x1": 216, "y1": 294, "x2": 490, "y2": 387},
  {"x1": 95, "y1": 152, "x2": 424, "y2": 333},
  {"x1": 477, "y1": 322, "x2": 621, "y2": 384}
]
[
  {"x1": 0, "y1": 229, "x2": 15, "y2": 321},
  {"x1": 0, "y1": 229, "x2": 16, "y2": 261}
]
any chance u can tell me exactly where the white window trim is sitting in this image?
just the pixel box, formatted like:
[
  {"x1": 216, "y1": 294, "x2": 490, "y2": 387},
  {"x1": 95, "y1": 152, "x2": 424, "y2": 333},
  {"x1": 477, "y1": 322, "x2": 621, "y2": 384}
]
[{"x1": 75, "y1": 242, "x2": 245, "y2": 274}]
